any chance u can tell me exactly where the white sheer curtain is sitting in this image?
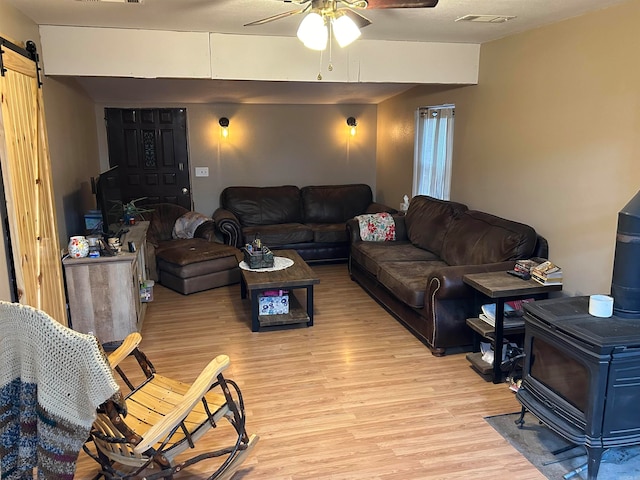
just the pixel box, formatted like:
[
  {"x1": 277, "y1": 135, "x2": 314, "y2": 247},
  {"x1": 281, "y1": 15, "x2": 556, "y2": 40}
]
[{"x1": 412, "y1": 105, "x2": 455, "y2": 200}]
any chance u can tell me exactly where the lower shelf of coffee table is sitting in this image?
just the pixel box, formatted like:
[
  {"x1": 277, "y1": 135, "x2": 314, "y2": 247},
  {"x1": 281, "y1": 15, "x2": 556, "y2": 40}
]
[{"x1": 258, "y1": 294, "x2": 309, "y2": 327}]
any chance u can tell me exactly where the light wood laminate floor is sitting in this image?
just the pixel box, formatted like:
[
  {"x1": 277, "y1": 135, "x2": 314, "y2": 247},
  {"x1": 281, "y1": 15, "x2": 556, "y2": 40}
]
[{"x1": 74, "y1": 263, "x2": 544, "y2": 479}]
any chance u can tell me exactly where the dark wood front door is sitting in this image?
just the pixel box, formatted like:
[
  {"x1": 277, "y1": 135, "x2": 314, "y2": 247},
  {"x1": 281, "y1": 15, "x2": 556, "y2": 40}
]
[{"x1": 105, "y1": 108, "x2": 192, "y2": 209}]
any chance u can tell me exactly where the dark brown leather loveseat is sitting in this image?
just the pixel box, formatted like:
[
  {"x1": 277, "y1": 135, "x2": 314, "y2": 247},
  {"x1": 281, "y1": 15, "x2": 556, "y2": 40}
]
[
  {"x1": 347, "y1": 195, "x2": 548, "y2": 356},
  {"x1": 213, "y1": 184, "x2": 395, "y2": 262}
]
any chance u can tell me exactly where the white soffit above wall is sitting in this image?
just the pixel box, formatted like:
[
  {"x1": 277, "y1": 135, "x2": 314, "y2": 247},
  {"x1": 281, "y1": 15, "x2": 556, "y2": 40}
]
[
  {"x1": 39, "y1": 26, "x2": 479, "y2": 85},
  {"x1": 39, "y1": 26, "x2": 212, "y2": 78},
  {"x1": 210, "y1": 34, "x2": 479, "y2": 85},
  {"x1": 209, "y1": 34, "x2": 351, "y2": 83},
  {"x1": 350, "y1": 40, "x2": 479, "y2": 84}
]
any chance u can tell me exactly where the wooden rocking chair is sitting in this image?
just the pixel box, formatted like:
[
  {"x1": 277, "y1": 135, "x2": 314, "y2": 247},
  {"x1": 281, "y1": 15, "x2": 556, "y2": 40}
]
[{"x1": 84, "y1": 332, "x2": 259, "y2": 480}]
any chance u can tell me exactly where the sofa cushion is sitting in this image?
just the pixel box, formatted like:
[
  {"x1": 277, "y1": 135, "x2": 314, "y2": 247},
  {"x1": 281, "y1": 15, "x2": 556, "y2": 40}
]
[
  {"x1": 351, "y1": 241, "x2": 441, "y2": 276},
  {"x1": 405, "y1": 196, "x2": 468, "y2": 257},
  {"x1": 242, "y1": 223, "x2": 313, "y2": 246},
  {"x1": 221, "y1": 186, "x2": 302, "y2": 226},
  {"x1": 440, "y1": 211, "x2": 538, "y2": 266},
  {"x1": 301, "y1": 184, "x2": 373, "y2": 223},
  {"x1": 377, "y1": 260, "x2": 449, "y2": 309},
  {"x1": 306, "y1": 223, "x2": 349, "y2": 243}
]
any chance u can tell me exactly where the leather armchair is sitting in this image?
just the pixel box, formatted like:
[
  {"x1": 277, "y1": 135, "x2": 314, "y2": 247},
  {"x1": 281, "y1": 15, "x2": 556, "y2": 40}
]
[{"x1": 145, "y1": 203, "x2": 219, "y2": 281}]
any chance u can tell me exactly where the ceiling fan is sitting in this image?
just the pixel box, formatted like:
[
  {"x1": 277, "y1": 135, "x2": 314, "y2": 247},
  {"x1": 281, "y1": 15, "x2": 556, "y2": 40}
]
[{"x1": 244, "y1": 0, "x2": 439, "y2": 51}]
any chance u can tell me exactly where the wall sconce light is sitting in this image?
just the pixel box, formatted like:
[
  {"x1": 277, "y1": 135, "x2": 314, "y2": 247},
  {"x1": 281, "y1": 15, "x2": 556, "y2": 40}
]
[
  {"x1": 347, "y1": 116, "x2": 357, "y2": 137},
  {"x1": 219, "y1": 117, "x2": 230, "y2": 139}
]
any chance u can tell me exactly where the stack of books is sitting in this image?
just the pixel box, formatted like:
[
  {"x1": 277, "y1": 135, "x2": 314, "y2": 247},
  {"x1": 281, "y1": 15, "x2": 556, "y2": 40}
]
[
  {"x1": 514, "y1": 259, "x2": 541, "y2": 275},
  {"x1": 531, "y1": 260, "x2": 563, "y2": 285}
]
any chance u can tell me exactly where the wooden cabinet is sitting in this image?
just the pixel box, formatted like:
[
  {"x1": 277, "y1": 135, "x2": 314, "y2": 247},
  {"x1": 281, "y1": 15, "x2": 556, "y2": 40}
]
[{"x1": 63, "y1": 222, "x2": 149, "y2": 344}]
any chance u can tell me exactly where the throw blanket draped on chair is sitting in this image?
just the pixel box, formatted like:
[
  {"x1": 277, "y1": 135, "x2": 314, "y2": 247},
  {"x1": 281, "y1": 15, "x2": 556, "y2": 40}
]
[
  {"x1": 355, "y1": 212, "x2": 396, "y2": 242},
  {"x1": 172, "y1": 211, "x2": 213, "y2": 239},
  {"x1": 0, "y1": 302, "x2": 121, "y2": 480}
]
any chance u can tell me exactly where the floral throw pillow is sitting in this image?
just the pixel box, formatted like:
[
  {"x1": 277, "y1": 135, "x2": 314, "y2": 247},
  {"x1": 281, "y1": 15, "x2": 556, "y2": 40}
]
[{"x1": 355, "y1": 212, "x2": 396, "y2": 242}]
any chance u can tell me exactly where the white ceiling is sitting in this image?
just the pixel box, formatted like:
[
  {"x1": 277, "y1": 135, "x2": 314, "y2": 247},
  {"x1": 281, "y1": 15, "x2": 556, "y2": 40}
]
[{"x1": 7, "y1": 0, "x2": 631, "y2": 104}]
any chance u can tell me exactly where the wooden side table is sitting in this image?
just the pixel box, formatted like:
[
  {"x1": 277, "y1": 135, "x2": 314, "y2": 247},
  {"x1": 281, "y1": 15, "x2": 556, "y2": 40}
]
[{"x1": 463, "y1": 271, "x2": 562, "y2": 383}]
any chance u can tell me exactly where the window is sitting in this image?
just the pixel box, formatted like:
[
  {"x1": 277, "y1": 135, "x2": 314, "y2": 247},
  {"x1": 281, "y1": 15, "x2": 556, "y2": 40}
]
[{"x1": 412, "y1": 105, "x2": 455, "y2": 200}]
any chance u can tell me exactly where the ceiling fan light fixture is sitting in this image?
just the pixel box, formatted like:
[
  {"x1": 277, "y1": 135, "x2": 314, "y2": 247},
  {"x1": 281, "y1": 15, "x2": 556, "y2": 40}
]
[
  {"x1": 297, "y1": 12, "x2": 328, "y2": 51},
  {"x1": 332, "y1": 13, "x2": 361, "y2": 48}
]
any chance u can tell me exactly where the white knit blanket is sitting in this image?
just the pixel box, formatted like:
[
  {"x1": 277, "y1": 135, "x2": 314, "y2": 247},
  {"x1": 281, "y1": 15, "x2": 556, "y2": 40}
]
[
  {"x1": 0, "y1": 301, "x2": 120, "y2": 479},
  {"x1": 172, "y1": 211, "x2": 212, "y2": 239}
]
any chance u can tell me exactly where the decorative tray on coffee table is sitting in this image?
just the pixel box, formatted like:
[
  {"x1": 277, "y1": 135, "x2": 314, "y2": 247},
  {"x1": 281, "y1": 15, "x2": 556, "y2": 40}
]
[{"x1": 242, "y1": 246, "x2": 274, "y2": 269}]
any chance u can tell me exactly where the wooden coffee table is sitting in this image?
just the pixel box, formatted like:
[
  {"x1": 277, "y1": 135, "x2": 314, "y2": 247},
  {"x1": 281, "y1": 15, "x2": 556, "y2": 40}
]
[{"x1": 239, "y1": 250, "x2": 320, "y2": 332}]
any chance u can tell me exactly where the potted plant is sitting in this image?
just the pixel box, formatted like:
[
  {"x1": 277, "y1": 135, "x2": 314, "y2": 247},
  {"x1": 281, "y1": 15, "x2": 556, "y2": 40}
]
[{"x1": 123, "y1": 197, "x2": 154, "y2": 225}]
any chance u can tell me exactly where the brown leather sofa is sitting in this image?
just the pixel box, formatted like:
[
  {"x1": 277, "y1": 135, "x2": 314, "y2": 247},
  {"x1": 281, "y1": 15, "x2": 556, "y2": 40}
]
[
  {"x1": 145, "y1": 203, "x2": 242, "y2": 294},
  {"x1": 347, "y1": 195, "x2": 549, "y2": 356},
  {"x1": 213, "y1": 184, "x2": 396, "y2": 262}
]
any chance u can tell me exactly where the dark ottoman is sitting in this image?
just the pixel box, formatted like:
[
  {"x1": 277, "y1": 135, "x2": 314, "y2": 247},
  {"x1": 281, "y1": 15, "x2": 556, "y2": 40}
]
[{"x1": 155, "y1": 238, "x2": 242, "y2": 295}]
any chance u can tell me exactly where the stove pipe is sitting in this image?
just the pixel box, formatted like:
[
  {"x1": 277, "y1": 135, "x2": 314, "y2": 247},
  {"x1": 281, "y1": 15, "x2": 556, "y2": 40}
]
[{"x1": 611, "y1": 190, "x2": 640, "y2": 318}]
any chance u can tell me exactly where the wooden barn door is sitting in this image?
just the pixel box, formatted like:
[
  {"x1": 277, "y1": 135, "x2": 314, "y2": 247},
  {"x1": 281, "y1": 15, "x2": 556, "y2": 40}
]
[{"x1": 0, "y1": 36, "x2": 66, "y2": 324}]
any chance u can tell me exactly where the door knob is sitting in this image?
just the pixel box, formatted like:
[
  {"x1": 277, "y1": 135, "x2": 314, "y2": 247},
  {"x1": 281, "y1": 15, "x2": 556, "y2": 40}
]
[{"x1": 181, "y1": 187, "x2": 188, "y2": 195}]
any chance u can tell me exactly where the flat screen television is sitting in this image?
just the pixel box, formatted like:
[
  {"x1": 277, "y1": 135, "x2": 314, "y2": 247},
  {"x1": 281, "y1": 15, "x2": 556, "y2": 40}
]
[{"x1": 93, "y1": 165, "x2": 123, "y2": 235}]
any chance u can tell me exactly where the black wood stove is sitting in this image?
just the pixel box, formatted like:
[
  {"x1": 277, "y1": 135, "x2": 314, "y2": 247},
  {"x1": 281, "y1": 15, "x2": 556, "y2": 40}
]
[{"x1": 516, "y1": 296, "x2": 640, "y2": 480}]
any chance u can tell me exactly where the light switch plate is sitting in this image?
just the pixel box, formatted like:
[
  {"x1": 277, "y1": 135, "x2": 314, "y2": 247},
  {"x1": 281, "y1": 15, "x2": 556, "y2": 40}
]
[{"x1": 195, "y1": 167, "x2": 209, "y2": 177}]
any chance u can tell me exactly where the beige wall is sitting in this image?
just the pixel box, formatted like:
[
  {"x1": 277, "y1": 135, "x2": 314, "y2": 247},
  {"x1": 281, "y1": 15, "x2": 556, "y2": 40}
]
[
  {"x1": 376, "y1": 84, "x2": 468, "y2": 208},
  {"x1": 376, "y1": 0, "x2": 640, "y2": 297},
  {"x1": 43, "y1": 77, "x2": 101, "y2": 241},
  {"x1": 95, "y1": 103, "x2": 378, "y2": 216},
  {"x1": 0, "y1": 1, "x2": 38, "y2": 45}
]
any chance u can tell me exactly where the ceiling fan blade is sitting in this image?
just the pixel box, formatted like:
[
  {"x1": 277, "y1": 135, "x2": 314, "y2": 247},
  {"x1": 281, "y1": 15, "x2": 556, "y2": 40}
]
[
  {"x1": 339, "y1": 8, "x2": 372, "y2": 29},
  {"x1": 244, "y1": 8, "x2": 306, "y2": 27},
  {"x1": 364, "y1": 0, "x2": 438, "y2": 8}
]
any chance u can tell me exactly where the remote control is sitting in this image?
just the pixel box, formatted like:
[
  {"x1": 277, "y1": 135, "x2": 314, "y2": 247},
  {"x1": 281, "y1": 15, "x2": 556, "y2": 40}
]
[{"x1": 507, "y1": 269, "x2": 530, "y2": 280}]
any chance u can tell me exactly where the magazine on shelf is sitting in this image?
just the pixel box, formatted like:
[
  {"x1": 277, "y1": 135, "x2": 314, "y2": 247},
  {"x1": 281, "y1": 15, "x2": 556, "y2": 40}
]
[
  {"x1": 478, "y1": 299, "x2": 533, "y2": 328},
  {"x1": 481, "y1": 299, "x2": 533, "y2": 320},
  {"x1": 479, "y1": 313, "x2": 525, "y2": 328}
]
